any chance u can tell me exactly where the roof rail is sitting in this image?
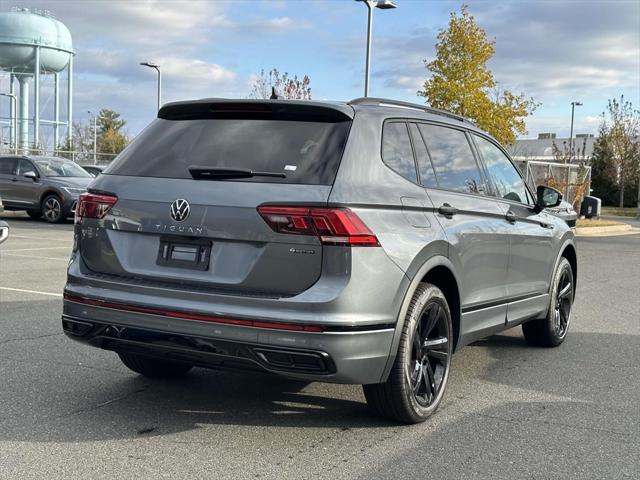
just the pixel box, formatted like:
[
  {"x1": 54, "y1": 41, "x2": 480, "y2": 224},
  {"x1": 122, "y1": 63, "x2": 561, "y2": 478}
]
[{"x1": 348, "y1": 97, "x2": 474, "y2": 124}]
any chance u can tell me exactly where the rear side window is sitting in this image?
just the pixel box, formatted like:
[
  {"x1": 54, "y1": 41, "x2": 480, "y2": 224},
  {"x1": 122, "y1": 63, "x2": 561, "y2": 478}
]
[
  {"x1": 408, "y1": 123, "x2": 438, "y2": 188},
  {"x1": 418, "y1": 124, "x2": 485, "y2": 195},
  {"x1": 0, "y1": 158, "x2": 17, "y2": 175},
  {"x1": 381, "y1": 122, "x2": 418, "y2": 183},
  {"x1": 105, "y1": 118, "x2": 351, "y2": 185}
]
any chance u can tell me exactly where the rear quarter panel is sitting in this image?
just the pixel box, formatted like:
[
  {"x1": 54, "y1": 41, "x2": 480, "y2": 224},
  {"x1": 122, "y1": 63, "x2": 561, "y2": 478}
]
[{"x1": 329, "y1": 109, "x2": 449, "y2": 274}]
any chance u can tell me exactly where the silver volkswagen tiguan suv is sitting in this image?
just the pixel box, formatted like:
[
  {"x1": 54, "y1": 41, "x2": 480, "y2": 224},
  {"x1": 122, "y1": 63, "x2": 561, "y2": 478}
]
[{"x1": 63, "y1": 98, "x2": 577, "y2": 424}]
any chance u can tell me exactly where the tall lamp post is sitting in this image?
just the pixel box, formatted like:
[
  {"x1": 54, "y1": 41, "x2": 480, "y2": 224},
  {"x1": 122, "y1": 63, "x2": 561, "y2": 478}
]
[
  {"x1": 0, "y1": 92, "x2": 17, "y2": 154},
  {"x1": 88, "y1": 110, "x2": 97, "y2": 164},
  {"x1": 355, "y1": 0, "x2": 397, "y2": 97},
  {"x1": 569, "y1": 101, "x2": 583, "y2": 161},
  {"x1": 140, "y1": 62, "x2": 162, "y2": 111}
]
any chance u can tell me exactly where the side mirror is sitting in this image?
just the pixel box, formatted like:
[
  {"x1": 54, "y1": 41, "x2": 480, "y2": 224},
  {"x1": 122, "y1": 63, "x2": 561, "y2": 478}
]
[
  {"x1": 535, "y1": 185, "x2": 562, "y2": 212},
  {"x1": 23, "y1": 171, "x2": 38, "y2": 182}
]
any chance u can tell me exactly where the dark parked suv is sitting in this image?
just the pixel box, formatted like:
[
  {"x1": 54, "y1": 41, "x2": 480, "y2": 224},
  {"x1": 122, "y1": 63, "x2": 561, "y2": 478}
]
[
  {"x1": 0, "y1": 155, "x2": 92, "y2": 223},
  {"x1": 63, "y1": 98, "x2": 577, "y2": 423}
]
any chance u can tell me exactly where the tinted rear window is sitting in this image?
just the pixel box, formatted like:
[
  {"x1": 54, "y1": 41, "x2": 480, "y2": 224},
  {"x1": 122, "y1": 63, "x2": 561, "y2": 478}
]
[
  {"x1": 408, "y1": 123, "x2": 438, "y2": 188},
  {"x1": 381, "y1": 122, "x2": 418, "y2": 183},
  {"x1": 105, "y1": 118, "x2": 351, "y2": 185},
  {"x1": 418, "y1": 124, "x2": 485, "y2": 195}
]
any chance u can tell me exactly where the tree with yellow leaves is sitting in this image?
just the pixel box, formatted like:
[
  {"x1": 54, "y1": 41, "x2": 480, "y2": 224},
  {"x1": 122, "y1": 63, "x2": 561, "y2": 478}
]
[{"x1": 419, "y1": 5, "x2": 537, "y2": 146}]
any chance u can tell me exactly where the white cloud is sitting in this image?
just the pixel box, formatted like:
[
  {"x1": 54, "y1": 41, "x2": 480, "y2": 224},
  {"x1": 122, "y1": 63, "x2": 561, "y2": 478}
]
[{"x1": 160, "y1": 57, "x2": 237, "y2": 92}]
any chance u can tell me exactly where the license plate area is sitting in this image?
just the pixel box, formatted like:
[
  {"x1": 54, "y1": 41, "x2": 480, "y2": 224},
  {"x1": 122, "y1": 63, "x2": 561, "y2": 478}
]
[{"x1": 156, "y1": 236, "x2": 212, "y2": 271}]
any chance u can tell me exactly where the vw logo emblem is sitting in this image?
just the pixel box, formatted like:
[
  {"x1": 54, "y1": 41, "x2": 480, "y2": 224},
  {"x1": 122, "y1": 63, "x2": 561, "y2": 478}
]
[{"x1": 170, "y1": 199, "x2": 191, "y2": 222}]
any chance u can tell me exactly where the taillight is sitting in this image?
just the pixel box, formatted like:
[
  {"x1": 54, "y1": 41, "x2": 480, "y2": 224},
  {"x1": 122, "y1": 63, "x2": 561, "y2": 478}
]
[
  {"x1": 75, "y1": 192, "x2": 118, "y2": 223},
  {"x1": 257, "y1": 206, "x2": 380, "y2": 247}
]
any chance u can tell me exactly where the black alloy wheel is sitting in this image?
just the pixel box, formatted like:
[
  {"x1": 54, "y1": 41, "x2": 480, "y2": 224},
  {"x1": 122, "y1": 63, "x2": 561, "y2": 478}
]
[
  {"x1": 408, "y1": 301, "x2": 450, "y2": 407},
  {"x1": 363, "y1": 283, "x2": 453, "y2": 424},
  {"x1": 554, "y1": 268, "x2": 573, "y2": 339},
  {"x1": 523, "y1": 257, "x2": 574, "y2": 347}
]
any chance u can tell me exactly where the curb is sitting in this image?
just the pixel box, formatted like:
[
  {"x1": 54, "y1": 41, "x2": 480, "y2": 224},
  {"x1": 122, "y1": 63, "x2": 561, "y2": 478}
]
[{"x1": 576, "y1": 223, "x2": 635, "y2": 236}]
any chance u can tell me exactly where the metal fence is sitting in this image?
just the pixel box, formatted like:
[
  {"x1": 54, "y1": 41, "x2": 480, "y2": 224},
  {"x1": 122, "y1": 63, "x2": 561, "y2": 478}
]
[
  {"x1": 0, "y1": 145, "x2": 117, "y2": 166},
  {"x1": 515, "y1": 160, "x2": 591, "y2": 207}
]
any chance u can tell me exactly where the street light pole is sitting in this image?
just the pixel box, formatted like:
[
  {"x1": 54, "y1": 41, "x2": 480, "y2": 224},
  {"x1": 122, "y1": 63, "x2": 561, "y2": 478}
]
[
  {"x1": 0, "y1": 92, "x2": 17, "y2": 154},
  {"x1": 569, "y1": 101, "x2": 582, "y2": 161},
  {"x1": 88, "y1": 110, "x2": 97, "y2": 164},
  {"x1": 364, "y1": 2, "x2": 373, "y2": 98},
  {"x1": 356, "y1": 0, "x2": 397, "y2": 97},
  {"x1": 140, "y1": 62, "x2": 162, "y2": 111}
]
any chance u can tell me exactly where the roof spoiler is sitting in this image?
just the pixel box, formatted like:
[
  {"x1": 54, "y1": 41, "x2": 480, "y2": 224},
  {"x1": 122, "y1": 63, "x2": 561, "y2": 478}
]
[{"x1": 158, "y1": 98, "x2": 354, "y2": 123}]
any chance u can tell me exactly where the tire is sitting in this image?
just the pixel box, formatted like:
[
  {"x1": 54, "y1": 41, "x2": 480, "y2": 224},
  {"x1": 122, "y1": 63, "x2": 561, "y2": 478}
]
[
  {"x1": 26, "y1": 209, "x2": 41, "y2": 220},
  {"x1": 363, "y1": 283, "x2": 453, "y2": 424},
  {"x1": 118, "y1": 352, "x2": 193, "y2": 378},
  {"x1": 522, "y1": 257, "x2": 574, "y2": 347},
  {"x1": 41, "y1": 194, "x2": 65, "y2": 223}
]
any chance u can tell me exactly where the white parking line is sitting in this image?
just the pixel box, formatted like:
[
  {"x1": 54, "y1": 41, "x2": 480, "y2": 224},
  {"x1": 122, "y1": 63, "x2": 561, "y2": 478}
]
[
  {"x1": 3, "y1": 253, "x2": 70, "y2": 261},
  {"x1": 4, "y1": 246, "x2": 71, "y2": 252},
  {"x1": 0, "y1": 286, "x2": 63, "y2": 297},
  {"x1": 9, "y1": 235, "x2": 71, "y2": 242}
]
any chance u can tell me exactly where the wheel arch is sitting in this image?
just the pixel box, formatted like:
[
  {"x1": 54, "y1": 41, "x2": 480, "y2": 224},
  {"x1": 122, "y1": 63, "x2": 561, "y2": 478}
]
[
  {"x1": 421, "y1": 265, "x2": 461, "y2": 353},
  {"x1": 560, "y1": 242, "x2": 578, "y2": 296},
  {"x1": 379, "y1": 254, "x2": 461, "y2": 383},
  {"x1": 550, "y1": 237, "x2": 577, "y2": 299},
  {"x1": 39, "y1": 189, "x2": 63, "y2": 206}
]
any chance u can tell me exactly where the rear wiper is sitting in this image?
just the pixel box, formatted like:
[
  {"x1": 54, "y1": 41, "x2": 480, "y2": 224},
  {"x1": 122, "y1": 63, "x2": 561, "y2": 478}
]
[{"x1": 189, "y1": 166, "x2": 286, "y2": 180}]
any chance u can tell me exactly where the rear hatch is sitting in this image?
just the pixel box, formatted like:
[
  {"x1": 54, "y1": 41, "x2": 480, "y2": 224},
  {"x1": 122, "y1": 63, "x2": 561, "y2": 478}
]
[{"x1": 78, "y1": 100, "x2": 353, "y2": 297}]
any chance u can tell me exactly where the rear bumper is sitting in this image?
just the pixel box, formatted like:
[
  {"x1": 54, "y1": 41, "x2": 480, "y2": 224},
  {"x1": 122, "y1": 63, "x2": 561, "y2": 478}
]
[
  {"x1": 62, "y1": 299, "x2": 395, "y2": 384},
  {"x1": 63, "y1": 248, "x2": 408, "y2": 384}
]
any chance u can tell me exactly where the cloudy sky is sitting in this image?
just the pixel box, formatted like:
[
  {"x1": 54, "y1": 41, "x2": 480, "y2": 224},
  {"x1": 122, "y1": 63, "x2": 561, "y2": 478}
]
[{"x1": 1, "y1": 0, "x2": 638, "y2": 143}]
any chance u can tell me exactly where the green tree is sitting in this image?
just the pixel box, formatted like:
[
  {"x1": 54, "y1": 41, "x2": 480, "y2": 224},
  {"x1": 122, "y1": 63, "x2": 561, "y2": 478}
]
[
  {"x1": 590, "y1": 124, "x2": 620, "y2": 206},
  {"x1": 97, "y1": 109, "x2": 125, "y2": 134},
  {"x1": 600, "y1": 96, "x2": 639, "y2": 209},
  {"x1": 96, "y1": 109, "x2": 128, "y2": 155},
  {"x1": 418, "y1": 5, "x2": 537, "y2": 145},
  {"x1": 99, "y1": 127, "x2": 128, "y2": 155}
]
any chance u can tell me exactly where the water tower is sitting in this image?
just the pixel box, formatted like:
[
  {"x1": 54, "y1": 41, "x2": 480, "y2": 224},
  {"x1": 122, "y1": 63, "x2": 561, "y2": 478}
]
[{"x1": 0, "y1": 7, "x2": 74, "y2": 151}]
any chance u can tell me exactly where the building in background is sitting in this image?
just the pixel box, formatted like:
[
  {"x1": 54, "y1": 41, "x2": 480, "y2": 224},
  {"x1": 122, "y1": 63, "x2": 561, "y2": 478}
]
[{"x1": 509, "y1": 133, "x2": 596, "y2": 163}]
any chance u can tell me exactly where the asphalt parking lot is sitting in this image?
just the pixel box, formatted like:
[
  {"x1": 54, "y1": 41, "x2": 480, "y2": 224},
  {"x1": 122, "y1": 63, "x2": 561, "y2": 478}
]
[{"x1": 0, "y1": 214, "x2": 638, "y2": 480}]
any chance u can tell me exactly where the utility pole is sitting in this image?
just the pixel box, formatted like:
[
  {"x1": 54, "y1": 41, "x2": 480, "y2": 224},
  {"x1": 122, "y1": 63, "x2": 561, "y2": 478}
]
[{"x1": 88, "y1": 110, "x2": 97, "y2": 164}]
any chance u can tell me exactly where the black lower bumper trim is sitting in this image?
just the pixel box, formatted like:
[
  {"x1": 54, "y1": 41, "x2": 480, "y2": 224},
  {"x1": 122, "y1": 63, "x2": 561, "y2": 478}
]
[{"x1": 62, "y1": 316, "x2": 336, "y2": 376}]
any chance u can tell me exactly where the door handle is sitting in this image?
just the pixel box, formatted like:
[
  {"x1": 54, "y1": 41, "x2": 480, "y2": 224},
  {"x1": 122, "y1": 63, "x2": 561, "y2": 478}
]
[
  {"x1": 438, "y1": 203, "x2": 458, "y2": 218},
  {"x1": 11, "y1": 177, "x2": 18, "y2": 182},
  {"x1": 505, "y1": 210, "x2": 517, "y2": 223}
]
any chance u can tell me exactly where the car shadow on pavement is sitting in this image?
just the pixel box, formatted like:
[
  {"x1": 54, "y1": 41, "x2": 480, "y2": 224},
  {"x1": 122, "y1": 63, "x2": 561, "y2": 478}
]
[
  {"x1": 357, "y1": 329, "x2": 640, "y2": 479},
  {"x1": 1, "y1": 307, "x2": 637, "y2": 444},
  {"x1": 0, "y1": 346, "x2": 395, "y2": 443}
]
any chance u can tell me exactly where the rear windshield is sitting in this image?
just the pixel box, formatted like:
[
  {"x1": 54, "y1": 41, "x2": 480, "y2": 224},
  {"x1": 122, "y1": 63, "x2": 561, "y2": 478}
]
[{"x1": 105, "y1": 118, "x2": 351, "y2": 185}]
